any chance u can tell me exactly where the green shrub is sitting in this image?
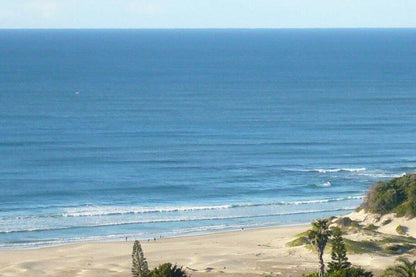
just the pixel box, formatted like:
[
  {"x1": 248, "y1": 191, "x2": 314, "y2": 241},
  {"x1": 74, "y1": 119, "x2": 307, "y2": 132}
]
[
  {"x1": 286, "y1": 235, "x2": 309, "y2": 247},
  {"x1": 149, "y1": 263, "x2": 188, "y2": 277},
  {"x1": 302, "y1": 273, "x2": 320, "y2": 277},
  {"x1": 343, "y1": 239, "x2": 381, "y2": 254},
  {"x1": 302, "y1": 267, "x2": 373, "y2": 277},
  {"x1": 379, "y1": 235, "x2": 416, "y2": 244},
  {"x1": 384, "y1": 243, "x2": 415, "y2": 255},
  {"x1": 396, "y1": 225, "x2": 406, "y2": 235},
  {"x1": 360, "y1": 174, "x2": 416, "y2": 217},
  {"x1": 365, "y1": 224, "x2": 378, "y2": 231},
  {"x1": 382, "y1": 257, "x2": 416, "y2": 277}
]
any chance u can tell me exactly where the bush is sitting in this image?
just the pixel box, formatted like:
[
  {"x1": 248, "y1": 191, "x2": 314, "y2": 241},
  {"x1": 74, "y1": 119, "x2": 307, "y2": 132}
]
[
  {"x1": 343, "y1": 239, "x2": 381, "y2": 254},
  {"x1": 365, "y1": 224, "x2": 378, "y2": 231},
  {"x1": 302, "y1": 267, "x2": 373, "y2": 277},
  {"x1": 395, "y1": 225, "x2": 406, "y2": 235},
  {"x1": 384, "y1": 243, "x2": 415, "y2": 255},
  {"x1": 335, "y1": 217, "x2": 353, "y2": 227},
  {"x1": 286, "y1": 235, "x2": 310, "y2": 247},
  {"x1": 149, "y1": 263, "x2": 188, "y2": 277},
  {"x1": 360, "y1": 174, "x2": 416, "y2": 217}
]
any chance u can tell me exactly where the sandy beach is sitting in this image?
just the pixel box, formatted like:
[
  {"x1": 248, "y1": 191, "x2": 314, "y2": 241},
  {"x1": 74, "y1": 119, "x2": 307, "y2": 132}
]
[{"x1": 0, "y1": 218, "x2": 404, "y2": 277}]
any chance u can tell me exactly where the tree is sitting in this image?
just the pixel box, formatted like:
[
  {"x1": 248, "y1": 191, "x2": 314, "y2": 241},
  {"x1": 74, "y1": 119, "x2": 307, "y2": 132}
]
[
  {"x1": 327, "y1": 227, "x2": 351, "y2": 272},
  {"x1": 382, "y1": 257, "x2": 416, "y2": 277},
  {"x1": 308, "y1": 218, "x2": 332, "y2": 276},
  {"x1": 132, "y1": 240, "x2": 150, "y2": 277},
  {"x1": 150, "y1": 263, "x2": 188, "y2": 277}
]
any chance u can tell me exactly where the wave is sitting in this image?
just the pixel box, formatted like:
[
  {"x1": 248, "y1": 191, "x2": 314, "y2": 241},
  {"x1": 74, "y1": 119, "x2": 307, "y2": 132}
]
[
  {"x1": 313, "y1": 181, "x2": 331, "y2": 188},
  {"x1": 62, "y1": 204, "x2": 232, "y2": 217},
  {"x1": 314, "y1": 168, "x2": 366, "y2": 174},
  {"x1": 0, "y1": 207, "x2": 356, "y2": 234},
  {"x1": 1, "y1": 196, "x2": 364, "y2": 221},
  {"x1": 282, "y1": 167, "x2": 367, "y2": 173},
  {"x1": 60, "y1": 196, "x2": 363, "y2": 217},
  {"x1": 355, "y1": 172, "x2": 406, "y2": 179}
]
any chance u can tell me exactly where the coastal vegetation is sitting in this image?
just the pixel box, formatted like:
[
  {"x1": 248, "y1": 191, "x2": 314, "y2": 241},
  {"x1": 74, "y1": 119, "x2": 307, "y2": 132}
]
[
  {"x1": 127, "y1": 174, "x2": 416, "y2": 276},
  {"x1": 303, "y1": 220, "x2": 373, "y2": 276},
  {"x1": 288, "y1": 222, "x2": 416, "y2": 256},
  {"x1": 381, "y1": 257, "x2": 416, "y2": 277},
  {"x1": 131, "y1": 240, "x2": 188, "y2": 277},
  {"x1": 395, "y1": 225, "x2": 406, "y2": 235},
  {"x1": 327, "y1": 228, "x2": 351, "y2": 272},
  {"x1": 289, "y1": 173, "x2": 416, "y2": 276},
  {"x1": 149, "y1": 263, "x2": 188, "y2": 277},
  {"x1": 360, "y1": 174, "x2": 416, "y2": 217},
  {"x1": 308, "y1": 219, "x2": 332, "y2": 275},
  {"x1": 132, "y1": 240, "x2": 150, "y2": 277}
]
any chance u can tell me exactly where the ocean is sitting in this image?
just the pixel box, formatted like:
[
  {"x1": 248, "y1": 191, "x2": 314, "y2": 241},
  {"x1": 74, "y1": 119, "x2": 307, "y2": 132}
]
[{"x1": 1, "y1": 29, "x2": 416, "y2": 249}]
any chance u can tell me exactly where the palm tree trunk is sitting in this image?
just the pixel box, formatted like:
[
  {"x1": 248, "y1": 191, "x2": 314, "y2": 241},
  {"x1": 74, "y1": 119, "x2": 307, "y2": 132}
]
[{"x1": 318, "y1": 251, "x2": 325, "y2": 276}]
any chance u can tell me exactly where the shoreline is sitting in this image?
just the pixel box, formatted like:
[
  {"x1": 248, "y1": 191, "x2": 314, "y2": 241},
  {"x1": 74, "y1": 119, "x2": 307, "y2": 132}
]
[
  {"x1": 0, "y1": 222, "x2": 313, "y2": 251},
  {"x1": 0, "y1": 219, "x2": 397, "y2": 277}
]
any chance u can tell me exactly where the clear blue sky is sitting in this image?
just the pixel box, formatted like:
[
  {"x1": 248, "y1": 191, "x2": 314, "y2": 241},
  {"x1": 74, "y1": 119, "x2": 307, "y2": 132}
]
[{"x1": 1, "y1": 0, "x2": 416, "y2": 29}]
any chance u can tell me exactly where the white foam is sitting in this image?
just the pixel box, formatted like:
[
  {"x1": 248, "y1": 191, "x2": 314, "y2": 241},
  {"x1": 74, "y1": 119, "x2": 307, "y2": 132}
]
[
  {"x1": 315, "y1": 181, "x2": 331, "y2": 187},
  {"x1": 62, "y1": 204, "x2": 232, "y2": 217},
  {"x1": 315, "y1": 167, "x2": 366, "y2": 174},
  {"x1": 1, "y1": 207, "x2": 356, "y2": 235},
  {"x1": 355, "y1": 172, "x2": 406, "y2": 179}
]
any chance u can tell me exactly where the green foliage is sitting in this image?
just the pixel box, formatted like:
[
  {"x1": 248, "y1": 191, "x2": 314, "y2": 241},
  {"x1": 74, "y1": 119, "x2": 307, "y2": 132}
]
[
  {"x1": 149, "y1": 263, "x2": 188, "y2": 277},
  {"x1": 343, "y1": 239, "x2": 381, "y2": 254},
  {"x1": 132, "y1": 240, "x2": 150, "y2": 277},
  {"x1": 360, "y1": 174, "x2": 416, "y2": 217},
  {"x1": 302, "y1": 273, "x2": 320, "y2": 277},
  {"x1": 286, "y1": 235, "x2": 310, "y2": 247},
  {"x1": 379, "y1": 235, "x2": 416, "y2": 244},
  {"x1": 364, "y1": 224, "x2": 378, "y2": 231},
  {"x1": 308, "y1": 218, "x2": 332, "y2": 276},
  {"x1": 384, "y1": 244, "x2": 415, "y2": 255},
  {"x1": 396, "y1": 225, "x2": 406, "y2": 235},
  {"x1": 328, "y1": 228, "x2": 351, "y2": 272},
  {"x1": 382, "y1": 257, "x2": 416, "y2": 277},
  {"x1": 302, "y1": 267, "x2": 373, "y2": 277}
]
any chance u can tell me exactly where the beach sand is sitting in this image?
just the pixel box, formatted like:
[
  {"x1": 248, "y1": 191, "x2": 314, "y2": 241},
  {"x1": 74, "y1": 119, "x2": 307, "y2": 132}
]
[{"x1": 0, "y1": 221, "x2": 402, "y2": 277}]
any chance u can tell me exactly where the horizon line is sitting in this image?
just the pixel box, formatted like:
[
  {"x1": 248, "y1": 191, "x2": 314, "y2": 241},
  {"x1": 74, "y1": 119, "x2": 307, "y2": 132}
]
[{"x1": 1, "y1": 27, "x2": 416, "y2": 31}]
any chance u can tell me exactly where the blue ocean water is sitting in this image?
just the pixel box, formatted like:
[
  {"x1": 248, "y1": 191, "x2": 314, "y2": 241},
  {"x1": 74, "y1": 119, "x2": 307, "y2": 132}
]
[{"x1": 1, "y1": 29, "x2": 416, "y2": 249}]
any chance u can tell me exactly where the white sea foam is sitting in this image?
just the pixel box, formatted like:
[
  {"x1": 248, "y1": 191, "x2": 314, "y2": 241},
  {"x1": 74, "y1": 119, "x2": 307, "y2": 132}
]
[
  {"x1": 62, "y1": 204, "x2": 232, "y2": 217},
  {"x1": 1, "y1": 196, "x2": 365, "y2": 222},
  {"x1": 59, "y1": 196, "x2": 364, "y2": 218},
  {"x1": 355, "y1": 172, "x2": 406, "y2": 179},
  {"x1": 315, "y1": 167, "x2": 366, "y2": 174},
  {"x1": 314, "y1": 181, "x2": 331, "y2": 187},
  {"x1": 1, "y1": 207, "x2": 356, "y2": 234}
]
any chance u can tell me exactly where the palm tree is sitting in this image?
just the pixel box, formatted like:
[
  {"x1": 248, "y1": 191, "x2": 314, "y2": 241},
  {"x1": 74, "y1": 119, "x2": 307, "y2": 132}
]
[
  {"x1": 382, "y1": 257, "x2": 416, "y2": 277},
  {"x1": 308, "y1": 218, "x2": 332, "y2": 276}
]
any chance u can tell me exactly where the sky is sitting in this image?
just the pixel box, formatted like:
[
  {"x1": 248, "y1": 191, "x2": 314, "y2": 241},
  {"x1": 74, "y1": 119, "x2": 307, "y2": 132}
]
[{"x1": 1, "y1": 0, "x2": 416, "y2": 29}]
